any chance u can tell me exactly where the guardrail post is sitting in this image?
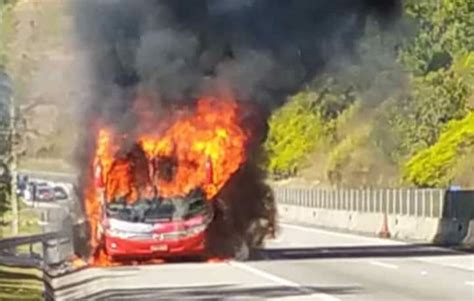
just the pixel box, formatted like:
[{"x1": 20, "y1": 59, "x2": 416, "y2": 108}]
[
  {"x1": 349, "y1": 189, "x2": 353, "y2": 211},
  {"x1": 367, "y1": 189, "x2": 371, "y2": 213},
  {"x1": 308, "y1": 188, "x2": 311, "y2": 207},
  {"x1": 300, "y1": 188, "x2": 304, "y2": 206},
  {"x1": 313, "y1": 188, "x2": 316, "y2": 207},
  {"x1": 344, "y1": 189, "x2": 350, "y2": 210},
  {"x1": 376, "y1": 189, "x2": 383, "y2": 213},
  {"x1": 337, "y1": 189, "x2": 340, "y2": 210},
  {"x1": 371, "y1": 189, "x2": 374, "y2": 213},
  {"x1": 374, "y1": 190, "x2": 377, "y2": 212},
  {"x1": 303, "y1": 188, "x2": 307, "y2": 207},
  {"x1": 322, "y1": 189, "x2": 325, "y2": 209},
  {"x1": 321, "y1": 189, "x2": 324, "y2": 208},
  {"x1": 397, "y1": 189, "x2": 402, "y2": 215},
  {"x1": 407, "y1": 189, "x2": 411, "y2": 216},
  {"x1": 430, "y1": 189, "x2": 434, "y2": 218},
  {"x1": 299, "y1": 188, "x2": 301, "y2": 206},
  {"x1": 422, "y1": 190, "x2": 426, "y2": 217},
  {"x1": 357, "y1": 190, "x2": 361, "y2": 212},
  {"x1": 369, "y1": 189, "x2": 372, "y2": 213},
  {"x1": 362, "y1": 189, "x2": 365, "y2": 212},
  {"x1": 414, "y1": 190, "x2": 418, "y2": 217},
  {"x1": 314, "y1": 188, "x2": 318, "y2": 207},
  {"x1": 288, "y1": 188, "x2": 292, "y2": 205},
  {"x1": 438, "y1": 189, "x2": 444, "y2": 218},
  {"x1": 366, "y1": 189, "x2": 370, "y2": 213},
  {"x1": 336, "y1": 188, "x2": 342, "y2": 210},
  {"x1": 332, "y1": 189, "x2": 336, "y2": 210},
  {"x1": 331, "y1": 189, "x2": 335, "y2": 210}
]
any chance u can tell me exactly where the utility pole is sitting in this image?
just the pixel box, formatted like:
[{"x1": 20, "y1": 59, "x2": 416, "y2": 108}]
[
  {"x1": 0, "y1": 70, "x2": 17, "y2": 235},
  {"x1": 9, "y1": 83, "x2": 17, "y2": 235}
]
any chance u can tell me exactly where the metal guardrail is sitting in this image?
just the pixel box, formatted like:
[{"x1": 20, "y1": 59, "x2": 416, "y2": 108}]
[
  {"x1": 273, "y1": 187, "x2": 446, "y2": 218},
  {"x1": 0, "y1": 231, "x2": 64, "y2": 250},
  {"x1": 18, "y1": 170, "x2": 78, "y2": 183},
  {"x1": 0, "y1": 231, "x2": 67, "y2": 268}
]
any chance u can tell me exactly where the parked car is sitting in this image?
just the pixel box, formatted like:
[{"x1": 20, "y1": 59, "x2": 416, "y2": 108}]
[
  {"x1": 35, "y1": 186, "x2": 56, "y2": 202},
  {"x1": 53, "y1": 186, "x2": 69, "y2": 200}
]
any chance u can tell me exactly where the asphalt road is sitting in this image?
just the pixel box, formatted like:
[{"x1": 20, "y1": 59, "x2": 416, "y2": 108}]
[{"x1": 47, "y1": 223, "x2": 474, "y2": 301}]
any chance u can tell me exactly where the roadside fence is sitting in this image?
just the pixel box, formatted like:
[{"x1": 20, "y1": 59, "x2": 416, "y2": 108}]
[{"x1": 273, "y1": 186, "x2": 447, "y2": 218}]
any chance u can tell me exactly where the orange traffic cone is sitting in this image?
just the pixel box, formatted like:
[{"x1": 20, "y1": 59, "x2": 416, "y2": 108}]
[{"x1": 378, "y1": 213, "x2": 391, "y2": 238}]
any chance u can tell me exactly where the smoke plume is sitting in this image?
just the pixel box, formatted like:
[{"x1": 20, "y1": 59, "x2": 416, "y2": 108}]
[
  {"x1": 73, "y1": 0, "x2": 401, "y2": 257},
  {"x1": 74, "y1": 0, "x2": 400, "y2": 120}
]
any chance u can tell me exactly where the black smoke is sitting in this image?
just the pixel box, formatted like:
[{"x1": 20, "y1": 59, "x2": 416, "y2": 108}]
[
  {"x1": 73, "y1": 0, "x2": 401, "y2": 259},
  {"x1": 74, "y1": 0, "x2": 401, "y2": 122}
]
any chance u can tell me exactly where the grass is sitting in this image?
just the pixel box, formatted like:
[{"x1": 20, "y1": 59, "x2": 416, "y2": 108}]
[
  {"x1": 0, "y1": 265, "x2": 43, "y2": 301},
  {"x1": 0, "y1": 205, "x2": 41, "y2": 239},
  {"x1": 18, "y1": 158, "x2": 76, "y2": 175}
]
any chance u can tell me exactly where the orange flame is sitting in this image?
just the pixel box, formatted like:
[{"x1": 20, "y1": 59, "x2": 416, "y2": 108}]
[
  {"x1": 139, "y1": 97, "x2": 247, "y2": 198},
  {"x1": 83, "y1": 97, "x2": 248, "y2": 266}
]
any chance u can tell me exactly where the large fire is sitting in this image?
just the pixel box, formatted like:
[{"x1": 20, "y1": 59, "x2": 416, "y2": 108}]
[{"x1": 83, "y1": 97, "x2": 248, "y2": 265}]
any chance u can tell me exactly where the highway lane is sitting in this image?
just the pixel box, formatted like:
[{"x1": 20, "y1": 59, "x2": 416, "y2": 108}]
[
  {"x1": 252, "y1": 224, "x2": 474, "y2": 301},
  {"x1": 47, "y1": 223, "x2": 474, "y2": 301},
  {"x1": 17, "y1": 171, "x2": 474, "y2": 300}
]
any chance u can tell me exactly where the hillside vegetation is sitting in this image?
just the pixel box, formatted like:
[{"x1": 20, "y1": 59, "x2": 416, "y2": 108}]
[
  {"x1": 266, "y1": 0, "x2": 474, "y2": 188},
  {"x1": 2, "y1": 1, "x2": 473, "y2": 188},
  {"x1": 1, "y1": 0, "x2": 79, "y2": 173}
]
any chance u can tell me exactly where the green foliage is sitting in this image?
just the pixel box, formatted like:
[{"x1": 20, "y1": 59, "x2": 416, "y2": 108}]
[
  {"x1": 403, "y1": 111, "x2": 474, "y2": 187},
  {"x1": 374, "y1": 67, "x2": 469, "y2": 162},
  {"x1": 0, "y1": 184, "x2": 10, "y2": 216},
  {"x1": 265, "y1": 92, "x2": 326, "y2": 177},
  {"x1": 451, "y1": 52, "x2": 474, "y2": 87},
  {"x1": 262, "y1": 0, "x2": 474, "y2": 187},
  {"x1": 326, "y1": 125, "x2": 370, "y2": 184},
  {"x1": 0, "y1": 265, "x2": 43, "y2": 300},
  {"x1": 0, "y1": 0, "x2": 17, "y2": 67},
  {"x1": 401, "y1": 0, "x2": 474, "y2": 75}
]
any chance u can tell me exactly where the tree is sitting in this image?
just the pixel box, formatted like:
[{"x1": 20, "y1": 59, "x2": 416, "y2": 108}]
[
  {"x1": 403, "y1": 111, "x2": 474, "y2": 187},
  {"x1": 374, "y1": 67, "x2": 469, "y2": 163},
  {"x1": 400, "y1": 0, "x2": 474, "y2": 75},
  {"x1": 265, "y1": 92, "x2": 326, "y2": 178}
]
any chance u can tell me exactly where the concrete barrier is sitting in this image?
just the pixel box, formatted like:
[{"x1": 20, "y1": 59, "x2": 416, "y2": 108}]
[
  {"x1": 278, "y1": 204, "x2": 383, "y2": 237},
  {"x1": 277, "y1": 204, "x2": 471, "y2": 244},
  {"x1": 462, "y1": 220, "x2": 474, "y2": 246},
  {"x1": 388, "y1": 216, "x2": 437, "y2": 242},
  {"x1": 275, "y1": 187, "x2": 474, "y2": 245}
]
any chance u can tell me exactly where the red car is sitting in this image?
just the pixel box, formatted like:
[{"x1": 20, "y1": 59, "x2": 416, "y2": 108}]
[{"x1": 100, "y1": 189, "x2": 214, "y2": 260}]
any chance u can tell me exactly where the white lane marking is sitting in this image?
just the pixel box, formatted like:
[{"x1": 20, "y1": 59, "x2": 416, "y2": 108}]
[
  {"x1": 229, "y1": 261, "x2": 340, "y2": 301},
  {"x1": 281, "y1": 223, "x2": 474, "y2": 273},
  {"x1": 369, "y1": 261, "x2": 399, "y2": 270},
  {"x1": 280, "y1": 223, "x2": 404, "y2": 245},
  {"x1": 465, "y1": 281, "x2": 474, "y2": 286},
  {"x1": 416, "y1": 259, "x2": 474, "y2": 272}
]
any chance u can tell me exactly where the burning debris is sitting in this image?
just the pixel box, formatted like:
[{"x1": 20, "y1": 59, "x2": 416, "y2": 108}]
[{"x1": 72, "y1": 0, "x2": 401, "y2": 265}]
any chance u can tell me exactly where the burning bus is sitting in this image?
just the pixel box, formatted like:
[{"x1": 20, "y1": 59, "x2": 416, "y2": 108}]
[
  {"x1": 79, "y1": 97, "x2": 274, "y2": 265},
  {"x1": 94, "y1": 158, "x2": 215, "y2": 261}
]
